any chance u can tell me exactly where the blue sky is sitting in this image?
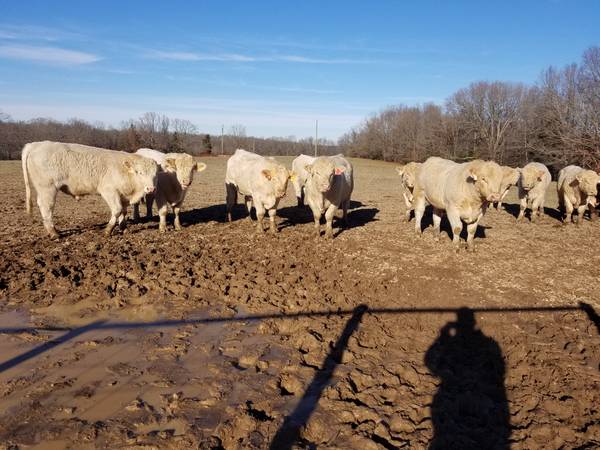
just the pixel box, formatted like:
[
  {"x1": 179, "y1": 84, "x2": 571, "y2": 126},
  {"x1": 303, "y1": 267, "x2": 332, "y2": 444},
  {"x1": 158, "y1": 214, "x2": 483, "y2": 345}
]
[{"x1": 0, "y1": 1, "x2": 598, "y2": 140}]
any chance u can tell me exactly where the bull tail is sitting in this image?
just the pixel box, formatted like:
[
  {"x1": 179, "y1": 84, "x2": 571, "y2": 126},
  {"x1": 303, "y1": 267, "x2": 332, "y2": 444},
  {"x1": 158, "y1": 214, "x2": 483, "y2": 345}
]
[{"x1": 21, "y1": 143, "x2": 32, "y2": 214}]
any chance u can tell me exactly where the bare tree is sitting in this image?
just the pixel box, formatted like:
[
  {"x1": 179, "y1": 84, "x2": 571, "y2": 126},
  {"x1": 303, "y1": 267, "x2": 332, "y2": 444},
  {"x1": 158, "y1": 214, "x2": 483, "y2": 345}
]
[
  {"x1": 446, "y1": 81, "x2": 526, "y2": 162},
  {"x1": 228, "y1": 124, "x2": 247, "y2": 151}
]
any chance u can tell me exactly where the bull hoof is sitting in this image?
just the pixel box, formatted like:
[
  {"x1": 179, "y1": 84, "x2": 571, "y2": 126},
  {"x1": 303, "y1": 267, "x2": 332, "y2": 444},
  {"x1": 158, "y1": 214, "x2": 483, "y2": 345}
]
[{"x1": 159, "y1": 227, "x2": 167, "y2": 233}]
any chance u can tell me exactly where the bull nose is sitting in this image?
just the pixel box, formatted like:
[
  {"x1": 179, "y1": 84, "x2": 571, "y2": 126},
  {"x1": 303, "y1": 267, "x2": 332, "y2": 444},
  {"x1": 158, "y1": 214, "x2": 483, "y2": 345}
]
[
  {"x1": 488, "y1": 193, "x2": 500, "y2": 202},
  {"x1": 145, "y1": 186, "x2": 155, "y2": 194}
]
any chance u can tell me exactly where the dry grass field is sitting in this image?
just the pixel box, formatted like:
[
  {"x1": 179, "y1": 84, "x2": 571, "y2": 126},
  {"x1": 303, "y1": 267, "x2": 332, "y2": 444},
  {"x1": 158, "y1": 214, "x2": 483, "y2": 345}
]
[{"x1": 0, "y1": 156, "x2": 599, "y2": 449}]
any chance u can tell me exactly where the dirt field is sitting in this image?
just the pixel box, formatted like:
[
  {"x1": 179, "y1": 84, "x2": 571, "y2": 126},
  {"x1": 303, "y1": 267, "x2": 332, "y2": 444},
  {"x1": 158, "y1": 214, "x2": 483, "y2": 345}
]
[{"x1": 1, "y1": 156, "x2": 599, "y2": 450}]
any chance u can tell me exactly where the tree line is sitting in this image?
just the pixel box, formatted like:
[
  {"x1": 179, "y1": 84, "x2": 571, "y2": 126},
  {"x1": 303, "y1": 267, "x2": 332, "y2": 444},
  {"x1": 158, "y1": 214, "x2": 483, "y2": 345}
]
[
  {"x1": 0, "y1": 111, "x2": 339, "y2": 160},
  {"x1": 339, "y1": 46, "x2": 600, "y2": 174}
]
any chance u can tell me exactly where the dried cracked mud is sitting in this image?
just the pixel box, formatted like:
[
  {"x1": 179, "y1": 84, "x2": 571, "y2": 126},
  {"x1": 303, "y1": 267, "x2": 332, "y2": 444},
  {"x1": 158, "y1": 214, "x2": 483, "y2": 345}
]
[{"x1": 0, "y1": 156, "x2": 599, "y2": 449}]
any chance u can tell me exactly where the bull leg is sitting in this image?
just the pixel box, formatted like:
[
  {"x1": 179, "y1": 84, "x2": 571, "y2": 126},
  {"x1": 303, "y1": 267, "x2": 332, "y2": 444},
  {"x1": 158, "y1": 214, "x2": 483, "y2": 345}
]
[
  {"x1": 245, "y1": 196, "x2": 253, "y2": 222},
  {"x1": 401, "y1": 193, "x2": 412, "y2": 222},
  {"x1": 466, "y1": 220, "x2": 479, "y2": 252},
  {"x1": 255, "y1": 202, "x2": 266, "y2": 233},
  {"x1": 310, "y1": 205, "x2": 322, "y2": 237},
  {"x1": 576, "y1": 204, "x2": 587, "y2": 225},
  {"x1": 498, "y1": 189, "x2": 509, "y2": 209},
  {"x1": 530, "y1": 197, "x2": 542, "y2": 223},
  {"x1": 538, "y1": 196, "x2": 546, "y2": 220},
  {"x1": 101, "y1": 192, "x2": 123, "y2": 237},
  {"x1": 173, "y1": 204, "x2": 182, "y2": 231},
  {"x1": 118, "y1": 206, "x2": 127, "y2": 231},
  {"x1": 132, "y1": 202, "x2": 141, "y2": 222},
  {"x1": 324, "y1": 204, "x2": 338, "y2": 239},
  {"x1": 145, "y1": 193, "x2": 154, "y2": 219},
  {"x1": 342, "y1": 199, "x2": 350, "y2": 225},
  {"x1": 564, "y1": 198, "x2": 574, "y2": 224},
  {"x1": 413, "y1": 191, "x2": 426, "y2": 235},
  {"x1": 446, "y1": 209, "x2": 463, "y2": 251},
  {"x1": 432, "y1": 208, "x2": 443, "y2": 241},
  {"x1": 225, "y1": 183, "x2": 237, "y2": 222},
  {"x1": 268, "y1": 208, "x2": 277, "y2": 234},
  {"x1": 517, "y1": 195, "x2": 527, "y2": 221},
  {"x1": 37, "y1": 188, "x2": 59, "y2": 238}
]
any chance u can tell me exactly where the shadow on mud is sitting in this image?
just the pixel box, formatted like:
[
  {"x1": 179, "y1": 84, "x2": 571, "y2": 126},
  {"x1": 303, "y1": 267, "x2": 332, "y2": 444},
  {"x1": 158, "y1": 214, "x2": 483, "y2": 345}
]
[
  {"x1": 426, "y1": 308, "x2": 509, "y2": 449},
  {"x1": 180, "y1": 204, "x2": 230, "y2": 224},
  {"x1": 1, "y1": 302, "x2": 597, "y2": 448},
  {"x1": 417, "y1": 205, "x2": 489, "y2": 240},
  {"x1": 580, "y1": 301, "x2": 600, "y2": 336},
  {"x1": 277, "y1": 205, "x2": 379, "y2": 234},
  {"x1": 270, "y1": 305, "x2": 368, "y2": 450},
  {"x1": 502, "y1": 202, "x2": 563, "y2": 222}
]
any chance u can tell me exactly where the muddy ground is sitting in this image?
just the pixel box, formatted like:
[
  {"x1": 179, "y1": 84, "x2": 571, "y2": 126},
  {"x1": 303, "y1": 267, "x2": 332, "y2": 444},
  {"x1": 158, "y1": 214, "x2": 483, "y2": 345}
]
[{"x1": 0, "y1": 156, "x2": 599, "y2": 450}]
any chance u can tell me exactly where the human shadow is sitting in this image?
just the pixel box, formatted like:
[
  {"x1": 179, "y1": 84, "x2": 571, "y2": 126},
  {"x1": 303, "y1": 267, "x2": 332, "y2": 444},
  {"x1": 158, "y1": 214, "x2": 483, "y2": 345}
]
[
  {"x1": 269, "y1": 305, "x2": 368, "y2": 450},
  {"x1": 425, "y1": 308, "x2": 510, "y2": 449}
]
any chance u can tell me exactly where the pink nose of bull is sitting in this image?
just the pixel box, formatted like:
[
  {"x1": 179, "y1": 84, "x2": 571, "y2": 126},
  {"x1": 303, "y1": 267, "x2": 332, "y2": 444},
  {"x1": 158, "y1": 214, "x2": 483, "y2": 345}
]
[{"x1": 145, "y1": 186, "x2": 155, "y2": 194}]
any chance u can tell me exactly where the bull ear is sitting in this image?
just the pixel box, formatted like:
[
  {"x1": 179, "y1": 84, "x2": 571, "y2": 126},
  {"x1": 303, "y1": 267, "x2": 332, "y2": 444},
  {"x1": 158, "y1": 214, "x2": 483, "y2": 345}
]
[
  {"x1": 164, "y1": 158, "x2": 177, "y2": 173},
  {"x1": 196, "y1": 162, "x2": 207, "y2": 173},
  {"x1": 123, "y1": 159, "x2": 135, "y2": 174},
  {"x1": 289, "y1": 171, "x2": 297, "y2": 181},
  {"x1": 335, "y1": 167, "x2": 346, "y2": 175},
  {"x1": 262, "y1": 169, "x2": 272, "y2": 180},
  {"x1": 304, "y1": 164, "x2": 313, "y2": 174},
  {"x1": 395, "y1": 165, "x2": 405, "y2": 176},
  {"x1": 537, "y1": 170, "x2": 545, "y2": 181}
]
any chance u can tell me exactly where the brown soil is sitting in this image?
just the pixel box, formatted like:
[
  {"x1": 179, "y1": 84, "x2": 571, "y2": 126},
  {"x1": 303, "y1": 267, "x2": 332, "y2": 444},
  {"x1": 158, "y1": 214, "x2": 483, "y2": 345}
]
[{"x1": 0, "y1": 156, "x2": 599, "y2": 450}]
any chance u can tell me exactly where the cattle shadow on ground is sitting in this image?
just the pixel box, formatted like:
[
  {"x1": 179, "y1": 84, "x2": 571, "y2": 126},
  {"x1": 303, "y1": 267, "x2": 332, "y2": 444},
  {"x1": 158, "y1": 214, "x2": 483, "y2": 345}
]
[
  {"x1": 417, "y1": 206, "x2": 488, "y2": 240},
  {"x1": 278, "y1": 205, "x2": 379, "y2": 233},
  {"x1": 180, "y1": 204, "x2": 230, "y2": 225},
  {"x1": 334, "y1": 207, "x2": 379, "y2": 237},
  {"x1": 502, "y1": 202, "x2": 563, "y2": 223},
  {"x1": 0, "y1": 303, "x2": 595, "y2": 448},
  {"x1": 57, "y1": 223, "x2": 106, "y2": 237}
]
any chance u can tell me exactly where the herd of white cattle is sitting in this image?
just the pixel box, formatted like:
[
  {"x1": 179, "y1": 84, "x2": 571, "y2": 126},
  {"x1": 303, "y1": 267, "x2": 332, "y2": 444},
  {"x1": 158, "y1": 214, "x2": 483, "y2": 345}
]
[{"x1": 20, "y1": 141, "x2": 600, "y2": 249}]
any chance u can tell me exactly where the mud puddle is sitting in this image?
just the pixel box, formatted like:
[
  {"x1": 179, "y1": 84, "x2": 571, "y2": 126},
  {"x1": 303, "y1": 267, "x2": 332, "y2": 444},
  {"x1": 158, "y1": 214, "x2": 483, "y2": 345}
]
[{"x1": 0, "y1": 306, "x2": 293, "y2": 448}]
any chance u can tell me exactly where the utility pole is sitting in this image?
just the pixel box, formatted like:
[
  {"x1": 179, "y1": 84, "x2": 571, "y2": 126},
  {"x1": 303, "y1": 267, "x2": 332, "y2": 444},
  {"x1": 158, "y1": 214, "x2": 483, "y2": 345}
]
[
  {"x1": 221, "y1": 125, "x2": 224, "y2": 155},
  {"x1": 252, "y1": 138, "x2": 255, "y2": 152},
  {"x1": 314, "y1": 119, "x2": 318, "y2": 157}
]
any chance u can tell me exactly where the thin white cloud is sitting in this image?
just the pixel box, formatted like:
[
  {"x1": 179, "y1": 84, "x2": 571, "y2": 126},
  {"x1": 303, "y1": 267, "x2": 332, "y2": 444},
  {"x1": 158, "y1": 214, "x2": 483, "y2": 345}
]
[
  {"x1": 147, "y1": 49, "x2": 372, "y2": 64},
  {"x1": 0, "y1": 45, "x2": 100, "y2": 65},
  {"x1": 279, "y1": 55, "x2": 370, "y2": 64},
  {"x1": 150, "y1": 50, "x2": 258, "y2": 62},
  {"x1": 0, "y1": 24, "x2": 80, "y2": 42}
]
